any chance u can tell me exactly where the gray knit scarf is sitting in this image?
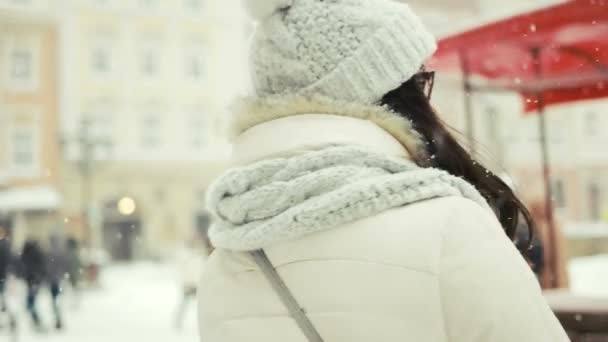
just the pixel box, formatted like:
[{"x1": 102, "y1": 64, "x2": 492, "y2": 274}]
[{"x1": 207, "y1": 145, "x2": 491, "y2": 251}]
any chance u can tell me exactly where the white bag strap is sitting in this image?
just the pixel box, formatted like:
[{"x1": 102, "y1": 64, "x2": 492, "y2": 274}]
[{"x1": 251, "y1": 250, "x2": 325, "y2": 342}]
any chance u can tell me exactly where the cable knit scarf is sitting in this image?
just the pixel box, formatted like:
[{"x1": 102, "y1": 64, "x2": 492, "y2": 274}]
[{"x1": 207, "y1": 146, "x2": 491, "y2": 251}]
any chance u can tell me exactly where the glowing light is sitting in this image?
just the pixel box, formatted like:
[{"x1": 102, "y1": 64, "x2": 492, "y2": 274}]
[{"x1": 118, "y1": 197, "x2": 136, "y2": 216}]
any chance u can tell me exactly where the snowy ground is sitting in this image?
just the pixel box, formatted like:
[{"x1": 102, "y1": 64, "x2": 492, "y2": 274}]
[
  {"x1": 0, "y1": 255, "x2": 605, "y2": 342},
  {"x1": 1, "y1": 263, "x2": 198, "y2": 342},
  {"x1": 569, "y1": 254, "x2": 608, "y2": 297}
]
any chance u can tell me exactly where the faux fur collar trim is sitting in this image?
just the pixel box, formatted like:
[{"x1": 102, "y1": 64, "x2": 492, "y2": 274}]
[
  {"x1": 231, "y1": 95, "x2": 428, "y2": 161},
  {"x1": 232, "y1": 114, "x2": 411, "y2": 165}
]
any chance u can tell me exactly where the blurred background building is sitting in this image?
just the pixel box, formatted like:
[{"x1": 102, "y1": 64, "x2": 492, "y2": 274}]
[
  {"x1": 0, "y1": 0, "x2": 248, "y2": 260},
  {"x1": 408, "y1": 0, "x2": 560, "y2": 36},
  {"x1": 0, "y1": 7, "x2": 62, "y2": 250},
  {"x1": 408, "y1": 0, "x2": 608, "y2": 259}
]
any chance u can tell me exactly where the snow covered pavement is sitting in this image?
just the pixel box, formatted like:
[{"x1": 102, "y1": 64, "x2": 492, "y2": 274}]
[
  {"x1": 2, "y1": 255, "x2": 605, "y2": 342},
  {"x1": 7, "y1": 262, "x2": 199, "y2": 342}
]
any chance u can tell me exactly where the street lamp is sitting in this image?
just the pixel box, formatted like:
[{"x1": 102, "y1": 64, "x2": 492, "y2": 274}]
[
  {"x1": 61, "y1": 114, "x2": 113, "y2": 249},
  {"x1": 117, "y1": 196, "x2": 136, "y2": 216}
]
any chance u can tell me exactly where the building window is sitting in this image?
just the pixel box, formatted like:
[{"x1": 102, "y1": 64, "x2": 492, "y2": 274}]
[
  {"x1": 589, "y1": 182, "x2": 601, "y2": 221},
  {"x1": 139, "y1": 0, "x2": 159, "y2": 8},
  {"x1": 155, "y1": 188, "x2": 167, "y2": 203},
  {"x1": 10, "y1": 49, "x2": 32, "y2": 80},
  {"x1": 552, "y1": 179, "x2": 566, "y2": 208},
  {"x1": 184, "y1": 0, "x2": 203, "y2": 10},
  {"x1": 186, "y1": 52, "x2": 204, "y2": 80},
  {"x1": 548, "y1": 117, "x2": 565, "y2": 143},
  {"x1": 188, "y1": 115, "x2": 206, "y2": 149},
  {"x1": 584, "y1": 112, "x2": 598, "y2": 137},
  {"x1": 140, "y1": 50, "x2": 159, "y2": 76},
  {"x1": 77, "y1": 113, "x2": 113, "y2": 159},
  {"x1": 92, "y1": 115, "x2": 114, "y2": 145},
  {"x1": 141, "y1": 114, "x2": 162, "y2": 148},
  {"x1": 91, "y1": 47, "x2": 111, "y2": 73},
  {"x1": 10, "y1": 127, "x2": 36, "y2": 169}
]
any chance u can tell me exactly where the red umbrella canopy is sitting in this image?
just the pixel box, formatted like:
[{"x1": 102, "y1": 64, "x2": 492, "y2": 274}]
[{"x1": 428, "y1": 0, "x2": 608, "y2": 111}]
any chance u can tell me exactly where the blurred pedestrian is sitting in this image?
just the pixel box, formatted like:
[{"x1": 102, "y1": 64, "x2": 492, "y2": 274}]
[
  {"x1": 0, "y1": 226, "x2": 16, "y2": 336},
  {"x1": 515, "y1": 223, "x2": 545, "y2": 278},
  {"x1": 47, "y1": 235, "x2": 70, "y2": 330},
  {"x1": 173, "y1": 239, "x2": 204, "y2": 330},
  {"x1": 20, "y1": 240, "x2": 46, "y2": 331},
  {"x1": 528, "y1": 201, "x2": 569, "y2": 289},
  {"x1": 198, "y1": 1, "x2": 570, "y2": 341},
  {"x1": 0, "y1": 226, "x2": 10, "y2": 312},
  {"x1": 66, "y1": 237, "x2": 82, "y2": 294},
  {"x1": 197, "y1": 213, "x2": 214, "y2": 255}
]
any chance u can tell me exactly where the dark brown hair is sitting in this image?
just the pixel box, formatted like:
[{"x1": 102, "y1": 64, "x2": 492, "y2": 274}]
[{"x1": 380, "y1": 77, "x2": 534, "y2": 245}]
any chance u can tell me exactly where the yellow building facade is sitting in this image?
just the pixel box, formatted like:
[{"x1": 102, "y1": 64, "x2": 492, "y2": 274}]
[{"x1": 0, "y1": 8, "x2": 61, "y2": 249}]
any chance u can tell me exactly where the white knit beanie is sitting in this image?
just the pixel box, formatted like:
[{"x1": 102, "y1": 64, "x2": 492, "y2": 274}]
[{"x1": 244, "y1": 0, "x2": 437, "y2": 104}]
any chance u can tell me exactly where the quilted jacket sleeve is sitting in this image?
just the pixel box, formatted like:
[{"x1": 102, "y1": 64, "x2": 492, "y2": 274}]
[{"x1": 438, "y1": 198, "x2": 570, "y2": 342}]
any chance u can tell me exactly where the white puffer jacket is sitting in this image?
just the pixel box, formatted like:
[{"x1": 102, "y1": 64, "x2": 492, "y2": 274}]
[{"x1": 198, "y1": 113, "x2": 569, "y2": 342}]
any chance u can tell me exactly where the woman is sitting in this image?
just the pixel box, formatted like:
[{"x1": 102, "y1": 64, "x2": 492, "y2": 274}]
[{"x1": 199, "y1": 1, "x2": 569, "y2": 341}]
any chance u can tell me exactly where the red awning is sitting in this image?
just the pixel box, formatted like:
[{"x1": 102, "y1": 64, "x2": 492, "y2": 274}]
[{"x1": 428, "y1": 0, "x2": 608, "y2": 111}]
